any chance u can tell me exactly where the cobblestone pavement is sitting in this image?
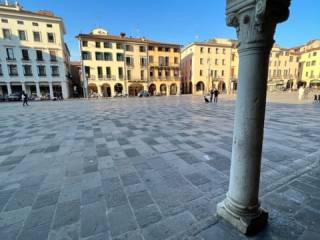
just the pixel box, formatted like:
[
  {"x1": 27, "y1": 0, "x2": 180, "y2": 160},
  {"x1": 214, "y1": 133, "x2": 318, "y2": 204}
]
[{"x1": 0, "y1": 96, "x2": 319, "y2": 240}]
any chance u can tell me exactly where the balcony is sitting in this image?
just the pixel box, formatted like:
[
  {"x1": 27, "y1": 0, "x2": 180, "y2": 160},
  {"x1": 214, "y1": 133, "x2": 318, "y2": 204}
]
[
  {"x1": 38, "y1": 73, "x2": 47, "y2": 77},
  {"x1": 22, "y1": 57, "x2": 30, "y2": 61},
  {"x1": 24, "y1": 73, "x2": 33, "y2": 77},
  {"x1": 50, "y1": 58, "x2": 57, "y2": 62},
  {"x1": 126, "y1": 63, "x2": 134, "y2": 68},
  {"x1": 52, "y1": 73, "x2": 60, "y2": 77},
  {"x1": 9, "y1": 73, "x2": 18, "y2": 76}
]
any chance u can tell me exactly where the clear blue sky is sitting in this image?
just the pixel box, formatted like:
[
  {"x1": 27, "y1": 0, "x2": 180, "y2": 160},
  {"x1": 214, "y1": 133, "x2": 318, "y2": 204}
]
[{"x1": 20, "y1": 0, "x2": 320, "y2": 60}]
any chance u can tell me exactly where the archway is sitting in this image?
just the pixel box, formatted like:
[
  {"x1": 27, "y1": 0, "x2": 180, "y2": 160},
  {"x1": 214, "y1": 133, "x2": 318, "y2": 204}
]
[
  {"x1": 160, "y1": 84, "x2": 167, "y2": 96},
  {"x1": 297, "y1": 81, "x2": 307, "y2": 88},
  {"x1": 218, "y1": 81, "x2": 226, "y2": 92},
  {"x1": 129, "y1": 84, "x2": 143, "y2": 96},
  {"x1": 170, "y1": 83, "x2": 177, "y2": 95},
  {"x1": 53, "y1": 84, "x2": 62, "y2": 98},
  {"x1": 196, "y1": 81, "x2": 205, "y2": 92},
  {"x1": 286, "y1": 80, "x2": 294, "y2": 90},
  {"x1": 148, "y1": 84, "x2": 156, "y2": 96},
  {"x1": 101, "y1": 83, "x2": 111, "y2": 97},
  {"x1": 114, "y1": 83, "x2": 123, "y2": 96},
  {"x1": 88, "y1": 83, "x2": 98, "y2": 98}
]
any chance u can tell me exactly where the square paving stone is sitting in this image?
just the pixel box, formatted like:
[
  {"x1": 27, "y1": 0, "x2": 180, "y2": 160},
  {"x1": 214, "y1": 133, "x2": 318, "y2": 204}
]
[
  {"x1": 108, "y1": 204, "x2": 137, "y2": 237},
  {"x1": 134, "y1": 204, "x2": 162, "y2": 228},
  {"x1": 184, "y1": 172, "x2": 210, "y2": 186},
  {"x1": 32, "y1": 190, "x2": 60, "y2": 209},
  {"x1": 24, "y1": 205, "x2": 55, "y2": 229},
  {"x1": 0, "y1": 189, "x2": 16, "y2": 212},
  {"x1": 121, "y1": 173, "x2": 141, "y2": 186},
  {"x1": 124, "y1": 148, "x2": 140, "y2": 158},
  {"x1": 0, "y1": 155, "x2": 25, "y2": 166},
  {"x1": 5, "y1": 186, "x2": 39, "y2": 211},
  {"x1": 176, "y1": 152, "x2": 201, "y2": 165},
  {"x1": 45, "y1": 145, "x2": 60, "y2": 153},
  {"x1": 105, "y1": 189, "x2": 127, "y2": 208},
  {"x1": 52, "y1": 200, "x2": 80, "y2": 229},
  {"x1": 17, "y1": 223, "x2": 51, "y2": 240},
  {"x1": 128, "y1": 191, "x2": 154, "y2": 210},
  {"x1": 81, "y1": 187, "x2": 104, "y2": 205},
  {"x1": 80, "y1": 201, "x2": 108, "y2": 238}
]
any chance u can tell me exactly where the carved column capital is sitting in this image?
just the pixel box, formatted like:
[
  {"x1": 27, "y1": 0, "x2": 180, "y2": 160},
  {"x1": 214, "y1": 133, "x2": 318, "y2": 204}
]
[{"x1": 226, "y1": 0, "x2": 291, "y2": 51}]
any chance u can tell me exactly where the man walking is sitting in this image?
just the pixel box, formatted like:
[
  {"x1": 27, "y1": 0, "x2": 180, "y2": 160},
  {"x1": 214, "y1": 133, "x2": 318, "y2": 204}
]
[
  {"x1": 213, "y1": 88, "x2": 220, "y2": 103},
  {"x1": 210, "y1": 89, "x2": 214, "y2": 102},
  {"x1": 21, "y1": 91, "x2": 29, "y2": 106}
]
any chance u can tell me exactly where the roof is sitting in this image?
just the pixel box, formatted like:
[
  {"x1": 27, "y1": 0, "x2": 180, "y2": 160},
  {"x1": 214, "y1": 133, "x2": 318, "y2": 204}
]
[{"x1": 76, "y1": 33, "x2": 182, "y2": 48}]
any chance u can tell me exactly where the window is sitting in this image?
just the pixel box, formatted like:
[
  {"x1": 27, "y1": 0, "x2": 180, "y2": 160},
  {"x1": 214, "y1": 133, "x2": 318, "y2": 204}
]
[
  {"x1": 50, "y1": 50, "x2": 57, "y2": 61},
  {"x1": 18, "y1": 30, "x2": 27, "y2": 40},
  {"x1": 149, "y1": 56, "x2": 154, "y2": 63},
  {"x1": 159, "y1": 56, "x2": 169, "y2": 66},
  {"x1": 311, "y1": 60, "x2": 316, "y2": 66},
  {"x1": 165, "y1": 69, "x2": 170, "y2": 77},
  {"x1": 313, "y1": 52, "x2": 317, "y2": 56},
  {"x1": 0, "y1": 64, "x2": 2, "y2": 76},
  {"x1": 222, "y1": 59, "x2": 225, "y2": 65},
  {"x1": 23, "y1": 65, "x2": 32, "y2": 76},
  {"x1": 289, "y1": 56, "x2": 293, "y2": 62},
  {"x1": 306, "y1": 72, "x2": 308, "y2": 77},
  {"x1": 216, "y1": 48, "x2": 219, "y2": 54},
  {"x1": 165, "y1": 48, "x2": 170, "y2": 52},
  {"x1": 200, "y1": 47, "x2": 204, "y2": 53},
  {"x1": 106, "y1": 67, "x2": 111, "y2": 78},
  {"x1": 97, "y1": 67, "x2": 103, "y2": 78},
  {"x1": 104, "y1": 52, "x2": 112, "y2": 61},
  {"x1": 37, "y1": 65, "x2": 46, "y2": 76},
  {"x1": 32, "y1": 22, "x2": 39, "y2": 26},
  {"x1": 85, "y1": 66, "x2": 90, "y2": 77},
  {"x1": 82, "y1": 51, "x2": 91, "y2": 60},
  {"x1": 223, "y1": 48, "x2": 226, "y2": 54},
  {"x1": 141, "y1": 70, "x2": 145, "y2": 80},
  {"x1": 1, "y1": 19, "x2": 8, "y2": 23},
  {"x1": 208, "y1": 48, "x2": 211, "y2": 53},
  {"x1": 221, "y1": 70, "x2": 224, "y2": 77},
  {"x1": 174, "y1": 69, "x2": 179, "y2": 77},
  {"x1": 118, "y1": 67, "x2": 124, "y2": 79},
  {"x1": 96, "y1": 42, "x2": 101, "y2": 48},
  {"x1": 33, "y1": 31, "x2": 41, "y2": 42},
  {"x1": 127, "y1": 70, "x2": 131, "y2": 80},
  {"x1": 116, "y1": 43, "x2": 124, "y2": 49},
  {"x1": 21, "y1": 49, "x2": 29, "y2": 60},
  {"x1": 139, "y1": 46, "x2": 146, "y2": 52},
  {"x1": 200, "y1": 58, "x2": 203, "y2": 65},
  {"x1": 95, "y1": 52, "x2": 104, "y2": 61},
  {"x1": 6, "y1": 48, "x2": 15, "y2": 60},
  {"x1": 140, "y1": 57, "x2": 147, "y2": 67},
  {"x1": 82, "y1": 41, "x2": 88, "y2": 47},
  {"x1": 17, "y1": 20, "x2": 24, "y2": 25},
  {"x1": 116, "y1": 53, "x2": 124, "y2": 61},
  {"x1": 158, "y1": 69, "x2": 162, "y2": 77},
  {"x1": 125, "y1": 45, "x2": 133, "y2": 51},
  {"x1": 174, "y1": 57, "x2": 178, "y2": 64},
  {"x1": 47, "y1": 24, "x2": 52, "y2": 28},
  {"x1": 148, "y1": 46, "x2": 154, "y2": 51},
  {"x1": 150, "y1": 70, "x2": 154, "y2": 78},
  {"x1": 47, "y1": 33, "x2": 55, "y2": 43},
  {"x1": 174, "y1": 48, "x2": 179, "y2": 53},
  {"x1": 103, "y1": 42, "x2": 111, "y2": 48},
  {"x1": 215, "y1": 59, "x2": 218, "y2": 65},
  {"x1": 3, "y1": 29, "x2": 11, "y2": 39},
  {"x1": 36, "y1": 50, "x2": 43, "y2": 61},
  {"x1": 232, "y1": 53, "x2": 235, "y2": 61},
  {"x1": 8, "y1": 64, "x2": 18, "y2": 76},
  {"x1": 126, "y1": 57, "x2": 134, "y2": 66},
  {"x1": 200, "y1": 70, "x2": 203, "y2": 76},
  {"x1": 158, "y1": 47, "x2": 163, "y2": 52}
]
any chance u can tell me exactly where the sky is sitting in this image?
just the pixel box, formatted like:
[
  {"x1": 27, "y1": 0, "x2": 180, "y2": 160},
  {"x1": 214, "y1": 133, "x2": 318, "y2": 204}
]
[{"x1": 17, "y1": 0, "x2": 320, "y2": 60}]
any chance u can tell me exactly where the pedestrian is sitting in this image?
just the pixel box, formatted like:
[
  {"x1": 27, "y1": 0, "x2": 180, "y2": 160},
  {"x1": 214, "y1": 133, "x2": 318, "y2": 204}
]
[
  {"x1": 204, "y1": 95, "x2": 209, "y2": 103},
  {"x1": 21, "y1": 91, "x2": 29, "y2": 106},
  {"x1": 213, "y1": 88, "x2": 220, "y2": 103},
  {"x1": 313, "y1": 94, "x2": 318, "y2": 104},
  {"x1": 318, "y1": 94, "x2": 320, "y2": 104},
  {"x1": 210, "y1": 89, "x2": 214, "y2": 102}
]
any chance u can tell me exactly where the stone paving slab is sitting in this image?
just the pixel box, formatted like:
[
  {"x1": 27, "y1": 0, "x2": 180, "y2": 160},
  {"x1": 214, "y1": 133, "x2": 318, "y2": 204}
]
[{"x1": 0, "y1": 96, "x2": 319, "y2": 240}]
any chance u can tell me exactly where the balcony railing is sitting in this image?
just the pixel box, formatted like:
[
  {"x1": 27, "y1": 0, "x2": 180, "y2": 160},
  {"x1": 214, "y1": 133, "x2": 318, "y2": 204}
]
[
  {"x1": 24, "y1": 73, "x2": 33, "y2": 76},
  {"x1": 9, "y1": 73, "x2": 18, "y2": 76},
  {"x1": 38, "y1": 73, "x2": 46, "y2": 77},
  {"x1": 22, "y1": 57, "x2": 30, "y2": 61},
  {"x1": 52, "y1": 73, "x2": 60, "y2": 77},
  {"x1": 6, "y1": 58, "x2": 16, "y2": 61}
]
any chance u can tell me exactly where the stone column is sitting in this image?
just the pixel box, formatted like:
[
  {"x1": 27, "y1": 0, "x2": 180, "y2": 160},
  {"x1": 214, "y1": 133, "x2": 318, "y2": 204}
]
[
  {"x1": 61, "y1": 82, "x2": 69, "y2": 99},
  {"x1": 49, "y1": 82, "x2": 54, "y2": 99},
  {"x1": 21, "y1": 82, "x2": 26, "y2": 92},
  {"x1": 166, "y1": 84, "x2": 170, "y2": 96},
  {"x1": 6, "y1": 82, "x2": 12, "y2": 95},
  {"x1": 217, "y1": 0, "x2": 291, "y2": 235},
  {"x1": 36, "y1": 82, "x2": 41, "y2": 97},
  {"x1": 97, "y1": 85, "x2": 102, "y2": 98}
]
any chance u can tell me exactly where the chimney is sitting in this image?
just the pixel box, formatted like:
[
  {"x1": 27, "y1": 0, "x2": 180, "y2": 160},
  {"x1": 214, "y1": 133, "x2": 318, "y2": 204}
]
[{"x1": 120, "y1": 32, "x2": 126, "y2": 38}]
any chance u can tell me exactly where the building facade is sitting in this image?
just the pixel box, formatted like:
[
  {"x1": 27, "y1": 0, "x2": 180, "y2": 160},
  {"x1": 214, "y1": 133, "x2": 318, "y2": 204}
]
[
  {"x1": 0, "y1": 2, "x2": 70, "y2": 99},
  {"x1": 181, "y1": 38, "x2": 238, "y2": 95},
  {"x1": 181, "y1": 38, "x2": 320, "y2": 94},
  {"x1": 77, "y1": 28, "x2": 181, "y2": 97}
]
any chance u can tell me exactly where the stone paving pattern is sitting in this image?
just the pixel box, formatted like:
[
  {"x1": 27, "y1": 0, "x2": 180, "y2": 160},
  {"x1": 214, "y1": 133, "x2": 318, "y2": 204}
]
[{"x1": 0, "y1": 96, "x2": 319, "y2": 240}]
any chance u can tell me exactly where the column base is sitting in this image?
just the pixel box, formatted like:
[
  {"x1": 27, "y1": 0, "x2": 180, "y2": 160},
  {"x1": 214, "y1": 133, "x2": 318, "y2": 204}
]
[{"x1": 216, "y1": 200, "x2": 268, "y2": 235}]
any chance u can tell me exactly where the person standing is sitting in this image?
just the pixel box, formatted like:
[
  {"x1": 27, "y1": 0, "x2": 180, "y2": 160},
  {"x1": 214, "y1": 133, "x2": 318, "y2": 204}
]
[
  {"x1": 21, "y1": 91, "x2": 29, "y2": 106},
  {"x1": 213, "y1": 88, "x2": 220, "y2": 103},
  {"x1": 210, "y1": 89, "x2": 214, "y2": 102}
]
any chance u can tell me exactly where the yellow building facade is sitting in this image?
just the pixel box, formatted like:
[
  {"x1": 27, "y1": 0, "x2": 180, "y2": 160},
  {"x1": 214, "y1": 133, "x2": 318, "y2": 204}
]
[
  {"x1": 182, "y1": 38, "x2": 320, "y2": 94},
  {"x1": 77, "y1": 28, "x2": 181, "y2": 97}
]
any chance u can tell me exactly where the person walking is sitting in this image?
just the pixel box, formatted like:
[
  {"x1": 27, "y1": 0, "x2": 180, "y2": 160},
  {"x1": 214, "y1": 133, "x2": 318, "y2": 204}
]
[
  {"x1": 210, "y1": 89, "x2": 214, "y2": 102},
  {"x1": 21, "y1": 91, "x2": 29, "y2": 106},
  {"x1": 213, "y1": 88, "x2": 220, "y2": 103}
]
